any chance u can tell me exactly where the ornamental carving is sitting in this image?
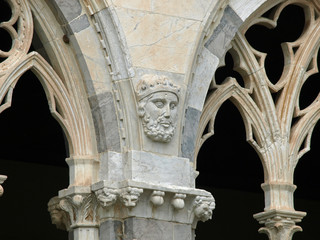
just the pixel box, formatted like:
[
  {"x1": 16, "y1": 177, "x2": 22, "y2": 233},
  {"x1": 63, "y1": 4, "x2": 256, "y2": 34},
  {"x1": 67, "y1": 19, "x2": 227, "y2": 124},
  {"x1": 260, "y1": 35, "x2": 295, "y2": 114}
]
[
  {"x1": 150, "y1": 191, "x2": 165, "y2": 206},
  {"x1": 193, "y1": 196, "x2": 215, "y2": 222},
  {"x1": 136, "y1": 74, "x2": 180, "y2": 143},
  {"x1": 0, "y1": 175, "x2": 7, "y2": 197},
  {"x1": 120, "y1": 187, "x2": 143, "y2": 208},
  {"x1": 94, "y1": 188, "x2": 118, "y2": 208},
  {"x1": 59, "y1": 193, "x2": 97, "y2": 228},
  {"x1": 0, "y1": 0, "x2": 33, "y2": 71},
  {"x1": 48, "y1": 197, "x2": 71, "y2": 231},
  {"x1": 171, "y1": 193, "x2": 186, "y2": 210}
]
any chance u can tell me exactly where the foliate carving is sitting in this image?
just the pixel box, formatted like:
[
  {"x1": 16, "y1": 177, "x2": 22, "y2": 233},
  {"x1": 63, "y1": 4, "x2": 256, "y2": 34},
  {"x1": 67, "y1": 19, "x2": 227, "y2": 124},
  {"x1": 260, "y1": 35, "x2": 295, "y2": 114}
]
[
  {"x1": 94, "y1": 188, "x2": 118, "y2": 208},
  {"x1": 136, "y1": 74, "x2": 181, "y2": 143},
  {"x1": 120, "y1": 187, "x2": 143, "y2": 208},
  {"x1": 255, "y1": 210, "x2": 306, "y2": 240},
  {"x1": 259, "y1": 217, "x2": 302, "y2": 240},
  {"x1": 59, "y1": 193, "x2": 97, "y2": 228},
  {"x1": 150, "y1": 191, "x2": 165, "y2": 206},
  {"x1": 171, "y1": 193, "x2": 186, "y2": 210},
  {"x1": 193, "y1": 196, "x2": 216, "y2": 222},
  {"x1": 48, "y1": 197, "x2": 71, "y2": 231}
]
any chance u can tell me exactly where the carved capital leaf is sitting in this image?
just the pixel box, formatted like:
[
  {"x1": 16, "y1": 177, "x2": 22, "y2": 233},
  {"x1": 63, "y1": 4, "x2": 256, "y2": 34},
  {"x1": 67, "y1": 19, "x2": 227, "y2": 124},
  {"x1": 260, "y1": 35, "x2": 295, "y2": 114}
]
[{"x1": 59, "y1": 193, "x2": 97, "y2": 228}]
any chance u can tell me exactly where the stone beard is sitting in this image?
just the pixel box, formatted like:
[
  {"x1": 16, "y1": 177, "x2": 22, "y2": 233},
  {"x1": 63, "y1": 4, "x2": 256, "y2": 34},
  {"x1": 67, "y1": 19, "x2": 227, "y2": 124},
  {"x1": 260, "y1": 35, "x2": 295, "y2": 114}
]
[
  {"x1": 138, "y1": 91, "x2": 178, "y2": 142},
  {"x1": 136, "y1": 75, "x2": 180, "y2": 143}
]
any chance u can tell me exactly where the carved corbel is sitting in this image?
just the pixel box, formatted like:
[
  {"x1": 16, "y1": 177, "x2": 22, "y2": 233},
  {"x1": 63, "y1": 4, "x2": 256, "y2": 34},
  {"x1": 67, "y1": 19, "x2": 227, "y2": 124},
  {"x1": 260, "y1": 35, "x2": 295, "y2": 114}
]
[
  {"x1": 59, "y1": 193, "x2": 98, "y2": 228},
  {"x1": 150, "y1": 191, "x2": 165, "y2": 206},
  {"x1": 94, "y1": 188, "x2": 118, "y2": 208},
  {"x1": 193, "y1": 196, "x2": 216, "y2": 222},
  {"x1": 171, "y1": 193, "x2": 186, "y2": 210},
  {"x1": 48, "y1": 196, "x2": 71, "y2": 231},
  {"x1": 0, "y1": 175, "x2": 7, "y2": 197},
  {"x1": 120, "y1": 187, "x2": 143, "y2": 208}
]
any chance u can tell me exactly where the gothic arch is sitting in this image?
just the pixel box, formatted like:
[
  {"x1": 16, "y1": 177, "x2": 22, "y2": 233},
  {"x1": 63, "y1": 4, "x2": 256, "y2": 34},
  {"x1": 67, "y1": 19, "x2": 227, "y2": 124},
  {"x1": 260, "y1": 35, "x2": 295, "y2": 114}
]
[
  {"x1": 0, "y1": 0, "x2": 99, "y2": 186},
  {"x1": 189, "y1": 0, "x2": 320, "y2": 238}
]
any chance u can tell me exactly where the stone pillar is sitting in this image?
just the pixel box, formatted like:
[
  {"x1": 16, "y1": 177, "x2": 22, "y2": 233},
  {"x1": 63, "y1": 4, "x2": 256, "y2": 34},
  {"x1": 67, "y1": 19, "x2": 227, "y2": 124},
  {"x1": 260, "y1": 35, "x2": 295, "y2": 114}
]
[
  {"x1": 66, "y1": 156, "x2": 99, "y2": 186},
  {"x1": 254, "y1": 209, "x2": 306, "y2": 240},
  {"x1": 261, "y1": 182, "x2": 297, "y2": 211},
  {"x1": 0, "y1": 175, "x2": 7, "y2": 197}
]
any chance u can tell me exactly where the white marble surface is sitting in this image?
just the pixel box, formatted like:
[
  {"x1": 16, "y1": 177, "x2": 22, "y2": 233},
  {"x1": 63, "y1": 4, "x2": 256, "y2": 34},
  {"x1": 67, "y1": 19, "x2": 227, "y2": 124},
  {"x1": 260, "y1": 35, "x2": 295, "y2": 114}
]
[{"x1": 229, "y1": 0, "x2": 267, "y2": 22}]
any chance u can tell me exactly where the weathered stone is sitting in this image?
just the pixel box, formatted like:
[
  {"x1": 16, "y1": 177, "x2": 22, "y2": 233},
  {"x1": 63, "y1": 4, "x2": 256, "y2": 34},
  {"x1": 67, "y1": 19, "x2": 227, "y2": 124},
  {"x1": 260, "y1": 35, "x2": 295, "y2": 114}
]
[
  {"x1": 181, "y1": 107, "x2": 201, "y2": 162},
  {"x1": 89, "y1": 91, "x2": 121, "y2": 153},
  {"x1": 51, "y1": 0, "x2": 82, "y2": 23},
  {"x1": 100, "y1": 220, "x2": 123, "y2": 240},
  {"x1": 67, "y1": 14, "x2": 90, "y2": 34},
  {"x1": 205, "y1": 6, "x2": 243, "y2": 59}
]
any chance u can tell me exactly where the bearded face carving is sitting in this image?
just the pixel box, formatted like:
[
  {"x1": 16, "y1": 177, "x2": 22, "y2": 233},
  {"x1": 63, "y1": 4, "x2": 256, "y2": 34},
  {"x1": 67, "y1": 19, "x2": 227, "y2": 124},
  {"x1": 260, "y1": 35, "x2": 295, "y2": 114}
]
[{"x1": 136, "y1": 75, "x2": 180, "y2": 143}]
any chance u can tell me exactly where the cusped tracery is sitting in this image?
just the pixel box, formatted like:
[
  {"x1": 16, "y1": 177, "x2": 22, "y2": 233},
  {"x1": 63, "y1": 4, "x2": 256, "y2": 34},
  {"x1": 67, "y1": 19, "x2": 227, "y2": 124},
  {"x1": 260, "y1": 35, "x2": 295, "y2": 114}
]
[
  {"x1": 0, "y1": 0, "x2": 33, "y2": 70},
  {"x1": 197, "y1": 0, "x2": 320, "y2": 184}
]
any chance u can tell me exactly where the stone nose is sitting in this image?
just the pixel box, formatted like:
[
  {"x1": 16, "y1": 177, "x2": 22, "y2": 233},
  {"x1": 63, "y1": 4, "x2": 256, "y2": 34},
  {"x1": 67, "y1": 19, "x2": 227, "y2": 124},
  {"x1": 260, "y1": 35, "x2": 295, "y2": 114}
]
[{"x1": 164, "y1": 104, "x2": 171, "y2": 118}]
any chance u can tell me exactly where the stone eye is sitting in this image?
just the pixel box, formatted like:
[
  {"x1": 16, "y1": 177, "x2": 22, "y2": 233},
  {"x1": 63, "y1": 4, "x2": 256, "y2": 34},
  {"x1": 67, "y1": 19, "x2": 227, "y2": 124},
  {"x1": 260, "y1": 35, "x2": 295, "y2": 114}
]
[
  {"x1": 154, "y1": 101, "x2": 164, "y2": 108},
  {"x1": 170, "y1": 103, "x2": 176, "y2": 110}
]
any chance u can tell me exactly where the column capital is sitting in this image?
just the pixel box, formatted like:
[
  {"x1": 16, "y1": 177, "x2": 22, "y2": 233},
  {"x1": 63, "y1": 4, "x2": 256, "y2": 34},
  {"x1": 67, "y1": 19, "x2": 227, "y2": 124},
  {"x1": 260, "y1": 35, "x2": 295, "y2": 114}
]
[
  {"x1": 58, "y1": 187, "x2": 98, "y2": 229},
  {"x1": 254, "y1": 209, "x2": 306, "y2": 240}
]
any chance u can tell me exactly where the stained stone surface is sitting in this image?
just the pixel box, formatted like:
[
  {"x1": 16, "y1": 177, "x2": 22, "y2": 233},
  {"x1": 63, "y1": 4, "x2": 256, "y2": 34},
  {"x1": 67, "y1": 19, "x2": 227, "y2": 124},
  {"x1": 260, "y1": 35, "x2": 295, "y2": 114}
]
[
  {"x1": 124, "y1": 218, "x2": 193, "y2": 240},
  {"x1": 205, "y1": 6, "x2": 243, "y2": 59}
]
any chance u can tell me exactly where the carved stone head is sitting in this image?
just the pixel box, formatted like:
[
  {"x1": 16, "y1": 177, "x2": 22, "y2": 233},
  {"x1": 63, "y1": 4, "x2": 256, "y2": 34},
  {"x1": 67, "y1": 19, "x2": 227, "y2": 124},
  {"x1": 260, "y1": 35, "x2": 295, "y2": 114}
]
[
  {"x1": 48, "y1": 196, "x2": 70, "y2": 231},
  {"x1": 136, "y1": 74, "x2": 180, "y2": 142}
]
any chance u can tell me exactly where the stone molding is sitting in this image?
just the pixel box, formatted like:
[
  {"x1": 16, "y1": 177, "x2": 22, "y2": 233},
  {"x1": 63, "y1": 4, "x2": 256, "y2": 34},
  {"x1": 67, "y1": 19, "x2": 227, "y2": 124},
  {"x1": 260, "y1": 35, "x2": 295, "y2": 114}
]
[
  {"x1": 92, "y1": 180, "x2": 215, "y2": 227},
  {"x1": 50, "y1": 181, "x2": 215, "y2": 232},
  {"x1": 254, "y1": 210, "x2": 306, "y2": 240}
]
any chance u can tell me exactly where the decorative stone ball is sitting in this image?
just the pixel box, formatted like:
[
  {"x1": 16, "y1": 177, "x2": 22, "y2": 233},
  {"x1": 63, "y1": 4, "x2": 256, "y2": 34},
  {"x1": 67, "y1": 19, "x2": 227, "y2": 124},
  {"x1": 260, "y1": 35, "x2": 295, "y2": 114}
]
[
  {"x1": 172, "y1": 198, "x2": 185, "y2": 209},
  {"x1": 151, "y1": 195, "x2": 164, "y2": 206}
]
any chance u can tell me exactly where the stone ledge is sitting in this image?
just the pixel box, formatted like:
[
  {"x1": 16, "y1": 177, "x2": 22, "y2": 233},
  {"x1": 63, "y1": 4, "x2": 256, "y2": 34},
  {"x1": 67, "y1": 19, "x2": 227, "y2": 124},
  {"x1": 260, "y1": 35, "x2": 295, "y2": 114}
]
[{"x1": 92, "y1": 180, "x2": 215, "y2": 226}]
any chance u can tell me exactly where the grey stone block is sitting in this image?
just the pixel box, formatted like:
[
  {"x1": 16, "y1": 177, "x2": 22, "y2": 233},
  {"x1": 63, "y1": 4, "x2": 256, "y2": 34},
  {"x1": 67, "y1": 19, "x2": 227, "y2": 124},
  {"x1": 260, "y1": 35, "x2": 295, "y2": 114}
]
[
  {"x1": 181, "y1": 107, "x2": 201, "y2": 162},
  {"x1": 67, "y1": 14, "x2": 90, "y2": 34},
  {"x1": 100, "y1": 220, "x2": 123, "y2": 240},
  {"x1": 174, "y1": 223, "x2": 193, "y2": 240},
  {"x1": 124, "y1": 218, "x2": 173, "y2": 240},
  {"x1": 187, "y1": 47, "x2": 219, "y2": 111},
  {"x1": 73, "y1": 52, "x2": 95, "y2": 96},
  {"x1": 89, "y1": 91, "x2": 121, "y2": 152},
  {"x1": 51, "y1": 0, "x2": 82, "y2": 23},
  {"x1": 205, "y1": 6, "x2": 243, "y2": 59}
]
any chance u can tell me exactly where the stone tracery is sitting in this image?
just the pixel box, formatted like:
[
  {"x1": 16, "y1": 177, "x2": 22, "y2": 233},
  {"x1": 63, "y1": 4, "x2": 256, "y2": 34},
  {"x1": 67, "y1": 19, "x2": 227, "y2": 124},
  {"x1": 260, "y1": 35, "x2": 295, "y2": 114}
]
[
  {"x1": 196, "y1": 0, "x2": 320, "y2": 238},
  {"x1": 0, "y1": 0, "x2": 319, "y2": 239}
]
